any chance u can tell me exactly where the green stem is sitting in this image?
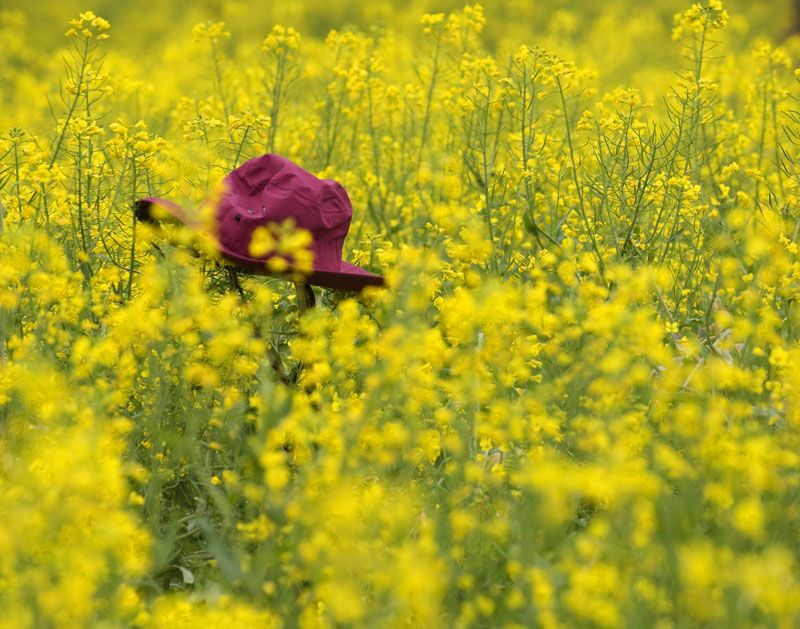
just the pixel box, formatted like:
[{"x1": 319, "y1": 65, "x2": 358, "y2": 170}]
[
  {"x1": 268, "y1": 51, "x2": 286, "y2": 153},
  {"x1": 126, "y1": 158, "x2": 138, "y2": 300},
  {"x1": 232, "y1": 126, "x2": 250, "y2": 169},
  {"x1": 211, "y1": 40, "x2": 234, "y2": 145},
  {"x1": 557, "y1": 76, "x2": 606, "y2": 279},
  {"x1": 49, "y1": 38, "x2": 90, "y2": 169},
  {"x1": 416, "y1": 30, "x2": 443, "y2": 185}
]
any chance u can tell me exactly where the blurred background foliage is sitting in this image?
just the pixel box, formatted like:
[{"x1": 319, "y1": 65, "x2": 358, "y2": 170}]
[{"x1": 2, "y1": 0, "x2": 798, "y2": 132}]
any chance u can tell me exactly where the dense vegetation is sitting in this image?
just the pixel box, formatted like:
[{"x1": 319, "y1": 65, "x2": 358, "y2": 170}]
[{"x1": 3, "y1": 1, "x2": 800, "y2": 625}]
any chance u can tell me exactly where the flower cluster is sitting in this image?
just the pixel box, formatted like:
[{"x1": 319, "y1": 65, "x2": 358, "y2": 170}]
[
  {"x1": 672, "y1": 0, "x2": 730, "y2": 41},
  {"x1": 262, "y1": 24, "x2": 301, "y2": 53},
  {"x1": 65, "y1": 10, "x2": 109, "y2": 40}
]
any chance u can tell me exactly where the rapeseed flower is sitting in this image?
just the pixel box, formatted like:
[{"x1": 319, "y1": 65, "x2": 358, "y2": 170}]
[{"x1": 2, "y1": 0, "x2": 800, "y2": 625}]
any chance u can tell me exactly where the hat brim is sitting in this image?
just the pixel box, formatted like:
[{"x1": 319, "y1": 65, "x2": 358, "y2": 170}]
[
  {"x1": 135, "y1": 197, "x2": 385, "y2": 292},
  {"x1": 217, "y1": 247, "x2": 384, "y2": 291}
]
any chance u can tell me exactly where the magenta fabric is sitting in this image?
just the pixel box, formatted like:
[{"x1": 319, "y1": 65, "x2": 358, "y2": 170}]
[{"x1": 136, "y1": 154, "x2": 384, "y2": 291}]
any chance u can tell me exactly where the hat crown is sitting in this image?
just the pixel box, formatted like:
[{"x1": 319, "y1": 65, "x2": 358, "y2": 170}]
[{"x1": 216, "y1": 154, "x2": 352, "y2": 271}]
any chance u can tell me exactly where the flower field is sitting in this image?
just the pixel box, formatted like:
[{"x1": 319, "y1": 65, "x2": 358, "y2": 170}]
[{"x1": 4, "y1": 0, "x2": 800, "y2": 625}]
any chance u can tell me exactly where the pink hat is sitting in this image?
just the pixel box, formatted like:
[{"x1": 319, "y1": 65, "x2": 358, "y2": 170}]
[{"x1": 135, "y1": 153, "x2": 384, "y2": 291}]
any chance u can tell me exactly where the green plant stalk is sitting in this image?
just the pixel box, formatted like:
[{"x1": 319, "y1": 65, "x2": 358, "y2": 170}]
[
  {"x1": 518, "y1": 62, "x2": 546, "y2": 250},
  {"x1": 210, "y1": 39, "x2": 235, "y2": 146},
  {"x1": 49, "y1": 38, "x2": 91, "y2": 169},
  {"x1": 232, "y1": 125, "x2": 251, "y2": 169},
  {"x1": 556, "y1": 76, "x2": 606, "y2": 279},
  {"x1": 126, "y1": 157, "x2": 138, "y2": 300},
  {"x1": 416, "y1": 28, "x2": 443, "y2": 185},
  {"x1": 267, "y1": 50, "x2": 287, "y2": 153}
]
